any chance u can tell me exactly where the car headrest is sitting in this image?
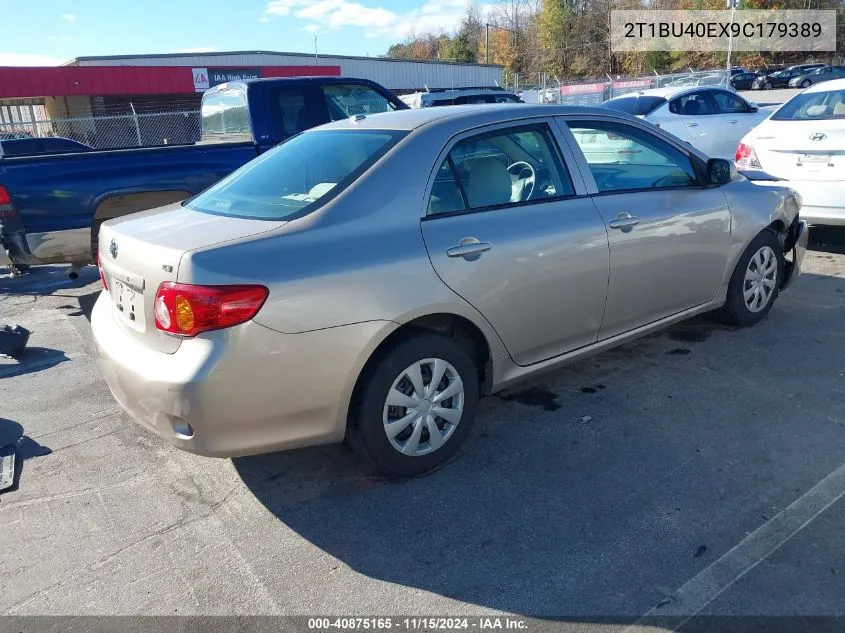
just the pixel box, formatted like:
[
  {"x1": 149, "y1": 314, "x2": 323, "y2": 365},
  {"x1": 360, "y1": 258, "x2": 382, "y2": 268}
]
[
  {"x1": 464, "y1": 157, "x2": 512, "y2": 209},
  {"x1": 683, "y1": 99, "x2": 702, "y2": 115}
]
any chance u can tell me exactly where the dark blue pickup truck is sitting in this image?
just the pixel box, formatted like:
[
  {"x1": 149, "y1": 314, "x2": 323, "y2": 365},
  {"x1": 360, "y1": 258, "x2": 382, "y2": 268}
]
[{"x1": 0, "y1": 77, "x2": 406, "y2": 269}]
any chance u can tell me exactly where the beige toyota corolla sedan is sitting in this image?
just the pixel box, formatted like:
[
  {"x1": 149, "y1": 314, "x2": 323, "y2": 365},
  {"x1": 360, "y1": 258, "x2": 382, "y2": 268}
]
[{"x1": 92, "y1": 104, "x2": 808, "y2": 476}]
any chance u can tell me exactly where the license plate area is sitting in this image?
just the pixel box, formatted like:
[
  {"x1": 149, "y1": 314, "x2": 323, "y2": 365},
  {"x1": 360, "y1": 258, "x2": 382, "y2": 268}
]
[
  {"x1": 798, "y1": 153, "x2": 831, "y2": 164},
  {"x1": 111, "y1": 279, "x2": 145, "y2": 329}
]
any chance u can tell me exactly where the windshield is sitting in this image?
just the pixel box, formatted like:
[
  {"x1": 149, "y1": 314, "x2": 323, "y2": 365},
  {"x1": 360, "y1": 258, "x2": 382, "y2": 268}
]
[
  {"x1": 185, "y1": 130, "x2": 403, "y2": 219},
  {"x1": 772, "y1": 88, "x2": 845, "y2": 121},
  {"x1": 602, "y1": 96, "x2": 666, "y2": 116},
  {"x1": 201, "y1": 87, "x2": 252, "y2": 142}
]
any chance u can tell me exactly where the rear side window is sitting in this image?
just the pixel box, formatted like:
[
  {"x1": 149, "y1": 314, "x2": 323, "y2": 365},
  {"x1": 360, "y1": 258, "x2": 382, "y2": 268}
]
[
  {"x1": 201, "y1": 88, "x2": 252, "y2": 141},
  {"x1": 669, "y1": 92, "x2": 715, "y2": 115},
  {"x1": 267, "y1": 88, "x2": 314, "y2": 140},
  {"x1": 324, "y1": 83, "x2": 398, "y2": 121},
  {"x1": 427, "y1": 125, "x2": 574, "y2": 215},
  {"x1": 186, "y1": 130, "x2": 403, "y2": 220},
  {"x1": 603, "y1": 96, "x2": 666, "y2": 116}
]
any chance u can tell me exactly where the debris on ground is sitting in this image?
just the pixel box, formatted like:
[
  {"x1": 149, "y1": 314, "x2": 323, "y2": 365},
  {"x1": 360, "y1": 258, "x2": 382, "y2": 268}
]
[
  {"x1": 579, "y1": 415, "x2": 592, "y2": 425},
  {"x1": 694, "y1": 545, "x2": 708, "y2": 558}
]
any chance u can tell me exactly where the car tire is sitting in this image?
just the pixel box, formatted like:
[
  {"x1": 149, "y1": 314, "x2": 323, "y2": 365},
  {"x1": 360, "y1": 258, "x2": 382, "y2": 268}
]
[
  {"x1": 714, "y1": 230, "x2": 784, "y2": 327},
  {"x1": 348, "y1": 333, "x2": 480, "y2": 477},
  {"x1": 801, "y1": 79, "x2": 811, "y2": 88},
  {"x1": 764, "y1": 81, "x2": 772, "y2": 90}
]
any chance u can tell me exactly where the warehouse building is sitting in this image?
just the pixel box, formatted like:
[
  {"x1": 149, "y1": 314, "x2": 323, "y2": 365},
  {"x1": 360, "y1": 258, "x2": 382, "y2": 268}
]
[{"x1": 0, "y1": 50, "x2": 503, "y2": 148}]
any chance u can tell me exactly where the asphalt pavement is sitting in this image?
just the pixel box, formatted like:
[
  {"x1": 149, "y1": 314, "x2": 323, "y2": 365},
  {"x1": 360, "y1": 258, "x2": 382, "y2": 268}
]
[{"x1": 1, "y1": 228, "x2": 845, "y2": 626}]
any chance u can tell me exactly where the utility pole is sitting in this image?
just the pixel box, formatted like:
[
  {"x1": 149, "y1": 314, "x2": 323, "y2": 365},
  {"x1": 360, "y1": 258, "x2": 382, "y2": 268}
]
[
  {"x1": 314, "y1": 35, "x2": 319, "y2": 62},
  {"x1": 726, "y1": 0, "x2": 739, "y2": 83}
]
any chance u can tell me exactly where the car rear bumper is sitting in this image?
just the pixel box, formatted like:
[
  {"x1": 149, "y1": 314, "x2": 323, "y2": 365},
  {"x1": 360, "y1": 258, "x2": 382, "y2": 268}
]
[
  {"x1": 782, "y1": 218, "x2": 808, "y2": 290},
  {"x1": 91, "y1": 291, "x2": 397, "y2": 458}
]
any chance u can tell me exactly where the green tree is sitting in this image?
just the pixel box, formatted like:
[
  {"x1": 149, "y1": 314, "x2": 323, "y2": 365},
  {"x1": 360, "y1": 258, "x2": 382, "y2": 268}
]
[
  {"x1": 537, "y1": 0, "x2": 570, "y2": 76},
  {"x1": 444, "y1": 31, "x2": 477, "y2": 62}
]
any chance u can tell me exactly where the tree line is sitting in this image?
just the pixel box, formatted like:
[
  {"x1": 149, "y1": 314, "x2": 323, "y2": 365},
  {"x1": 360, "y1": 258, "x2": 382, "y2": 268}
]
[{"x1": 385, "y1": 0, "x2": 845, "y2": 85}]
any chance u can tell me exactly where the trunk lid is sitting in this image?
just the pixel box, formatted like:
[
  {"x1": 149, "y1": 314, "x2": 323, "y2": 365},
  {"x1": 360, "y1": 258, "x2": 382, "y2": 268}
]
[
  {"x1": 750, "y1": 120, "x2": 845, "y2": 182},
  {"x1": 98, "y1": 202, "x2": 285, "y2": 353}
]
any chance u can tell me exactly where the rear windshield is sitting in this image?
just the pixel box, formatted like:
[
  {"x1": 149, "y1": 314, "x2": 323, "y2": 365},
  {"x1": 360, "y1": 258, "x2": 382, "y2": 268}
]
[
  {"x1": 185, "y1": 130, "x2": 403, "y2": 220},
  {"x1": 772, "y1": 89, "x2": 845, "y2": 121},
  {"x1": 201, "y1": 87, "x2": 253, "y2": 142},
  {"x1": 602, "y1": 96, "x2": 666, "y2": 116}
]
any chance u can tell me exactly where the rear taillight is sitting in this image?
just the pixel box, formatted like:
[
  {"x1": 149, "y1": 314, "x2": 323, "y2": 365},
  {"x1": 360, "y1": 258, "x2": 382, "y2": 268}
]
[
  {"x1": 153, "y1": 283, "x2": 268, "y2": 337},
  {"x1": 735, "y1": 142, "x2": 762, "y2": 169},
  {"x1": 97, "y1": 252, "x2": 109, "y2": 291},
  {"x1": 0, "y1": 185, "x2": 11, "y2": 207}
]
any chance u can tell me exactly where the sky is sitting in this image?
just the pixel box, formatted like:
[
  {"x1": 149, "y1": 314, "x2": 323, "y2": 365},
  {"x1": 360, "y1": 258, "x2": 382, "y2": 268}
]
[{"x1": 0, "y1": 0, "x2": 490, "y2": 66}]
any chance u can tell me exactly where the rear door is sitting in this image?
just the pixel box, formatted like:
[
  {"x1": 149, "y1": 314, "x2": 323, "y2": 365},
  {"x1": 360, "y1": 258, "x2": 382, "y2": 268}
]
[
  {"x1": 661, "y1": 90, "x2": 723, "y2": 157},
  {"x1": 561, "y1": 117, "x2": 731, "y2": 339},
  {"x1": 421, "y1": 120, "x2": 610, "y2": 366}
]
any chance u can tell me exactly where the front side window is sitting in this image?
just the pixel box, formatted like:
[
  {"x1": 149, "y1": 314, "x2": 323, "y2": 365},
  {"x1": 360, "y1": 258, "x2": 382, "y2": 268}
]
[
  {"x1": 567, "y1": 121, "x2": 696, "y2": 193},
  {"x1": 186, "y1": 130, "x2": 401, "y2": 220},
  {"x1": 712, "y1": 91, "x2": 749, "y2": 113},
  {"x1": 494, "y1": 94, "x2": 521, "y2": 103},
  {"x1": 324, "y1": 84, "x2": 399, "y2": 120},
  {"x1": 201, "y1": 88, "x2": 252, "y2": 141},
  {"x1": 772, "y1": 89, "x2": 845, "y2": 120},
  {"x1": 669, "y1": 92, "x2": 715, "y2": 116},
  {"x1": 427, "y1": 125, "x2": 574, "y2": 215}
]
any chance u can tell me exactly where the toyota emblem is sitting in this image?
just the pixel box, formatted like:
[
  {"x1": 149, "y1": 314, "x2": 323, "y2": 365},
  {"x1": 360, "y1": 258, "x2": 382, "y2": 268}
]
[
  {"x1": 809, "y1": 132, "x2": 827, "y2": 141},
  {"x1": 109, "y1": 239, "x2": 118, "y2": 259}
]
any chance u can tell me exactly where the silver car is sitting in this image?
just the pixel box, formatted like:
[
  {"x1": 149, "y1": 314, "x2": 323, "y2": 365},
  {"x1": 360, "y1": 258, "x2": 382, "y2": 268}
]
[{"x1": 92, "y1": 105, "x2": 808, "y2": 476}]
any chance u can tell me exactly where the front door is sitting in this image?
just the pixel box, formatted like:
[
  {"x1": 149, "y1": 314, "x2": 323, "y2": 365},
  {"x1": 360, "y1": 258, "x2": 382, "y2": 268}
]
[
  {"x1": 421, "y1": 122, "x2": 610, "y2": 366},
  {"x1": 659, "y1": 90, "x2": 723, "y2": 157},
  {"x1": 562, "y1": 118, "x2": 731, "y2": 340}
]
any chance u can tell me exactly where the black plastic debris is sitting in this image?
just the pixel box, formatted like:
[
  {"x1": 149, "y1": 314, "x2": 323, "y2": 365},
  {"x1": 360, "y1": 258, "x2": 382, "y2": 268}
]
[{"x1": 0, "y1": 324, "x2": 30, "y2": 358}]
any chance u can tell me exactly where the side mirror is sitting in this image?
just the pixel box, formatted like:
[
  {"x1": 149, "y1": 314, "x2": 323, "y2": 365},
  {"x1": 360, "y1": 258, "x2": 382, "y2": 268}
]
[
  {"x1": 748, "y1": 102, "x2": 759, "y2": 112},
  {"x1": 708, "y1": 158, "x2": 736, "y2": 185}
]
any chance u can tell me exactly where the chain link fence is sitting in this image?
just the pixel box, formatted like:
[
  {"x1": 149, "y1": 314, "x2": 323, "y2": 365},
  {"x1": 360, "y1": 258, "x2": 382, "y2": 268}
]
[
  {"x1": 518, "y1": 70, "x2": 731, "y2": 106},
  {"x1": 0, "y1": 110, "x2": 201, "y2": 150}
]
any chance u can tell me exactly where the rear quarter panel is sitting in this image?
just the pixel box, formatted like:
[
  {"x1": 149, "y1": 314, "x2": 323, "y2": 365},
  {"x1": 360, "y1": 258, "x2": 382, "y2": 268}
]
[{"x1": 720, "y1": 177, "x2": 800, "y2": 284}]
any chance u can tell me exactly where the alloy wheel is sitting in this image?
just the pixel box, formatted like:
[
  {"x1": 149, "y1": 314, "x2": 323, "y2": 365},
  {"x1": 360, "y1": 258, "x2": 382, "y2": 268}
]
[
  {"x1": 744, "y1": 246, "x2": 778, "y2": 313},
  {"x1": 382, "y1": 358, "x2": 464, "y2": 456}
]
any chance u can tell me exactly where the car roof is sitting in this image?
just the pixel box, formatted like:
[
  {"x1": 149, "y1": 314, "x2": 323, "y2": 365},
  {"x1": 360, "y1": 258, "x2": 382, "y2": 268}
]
[
  {"x1": 804, "y1": 77, "x2": 845, "y2": 93},
  {"x1": 606, "y1": 85, "x2": 725, "y2": 101},
  {"x1": 207, "y1": 76, "x2": 386, "y2": 92},
  {"x1": 316, "y1": 103, "x2": 633, "y2": 132}
]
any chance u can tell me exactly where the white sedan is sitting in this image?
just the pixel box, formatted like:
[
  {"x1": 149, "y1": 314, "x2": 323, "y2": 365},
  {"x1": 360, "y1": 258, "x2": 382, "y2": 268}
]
[
  {"x1": 736, "y1": 79, "x2": 845, "y2": 225},
  {"x1": 603, "y1": 86, "x2": 771, "y2": 159}
]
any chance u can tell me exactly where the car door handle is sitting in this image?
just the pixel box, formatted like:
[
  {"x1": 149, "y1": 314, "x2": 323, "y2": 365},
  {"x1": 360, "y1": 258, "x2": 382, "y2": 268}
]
[
  {"x1": 447, "y1": 237, "x2": 492, "y2": 259},
  {"x1": 608, "y1": 212, "x2": 640, "y2": 231},
  {"x1": 685, "y1": 122, "x2": 699, "y2": 127},
  {"x1": 727, "y1": 119, "x2": 738, "y2": 124}
]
